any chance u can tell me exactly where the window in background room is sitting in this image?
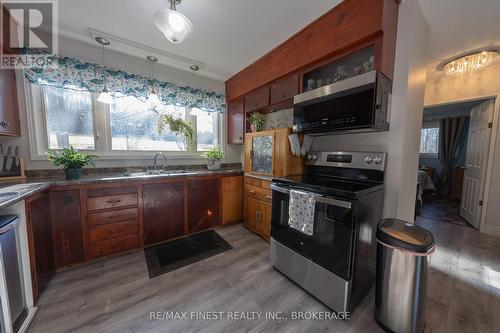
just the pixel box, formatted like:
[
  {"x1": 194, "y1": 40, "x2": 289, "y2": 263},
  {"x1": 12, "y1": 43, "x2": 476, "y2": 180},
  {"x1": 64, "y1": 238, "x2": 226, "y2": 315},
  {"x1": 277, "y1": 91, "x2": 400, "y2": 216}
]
[
  {"x1": 420, "y1": 127, "x2": 439, "y2": 156},
  {"x1": 42, "y1": 86, "x2": 95, "y2": 150},
  {"x1": 110, "y1": 96, "x2": 188, "y2": 151},
  {"x1": 191, "y1": 108, "x2": 219, "y2": 151}
]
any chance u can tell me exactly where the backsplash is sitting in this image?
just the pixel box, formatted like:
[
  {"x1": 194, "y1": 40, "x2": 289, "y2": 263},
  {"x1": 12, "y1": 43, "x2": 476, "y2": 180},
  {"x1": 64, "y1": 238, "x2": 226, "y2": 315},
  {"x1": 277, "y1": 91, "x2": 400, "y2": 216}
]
[{"x1": 263, "y1": 108, "x2": 293, "y2": 130}]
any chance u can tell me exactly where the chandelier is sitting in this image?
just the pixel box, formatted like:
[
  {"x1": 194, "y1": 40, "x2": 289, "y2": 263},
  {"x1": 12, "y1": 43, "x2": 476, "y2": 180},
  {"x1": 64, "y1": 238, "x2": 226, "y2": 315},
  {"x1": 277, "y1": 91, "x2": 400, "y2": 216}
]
[{"x1": 444, "y1": 51, "x2": 498, "y2": 76}]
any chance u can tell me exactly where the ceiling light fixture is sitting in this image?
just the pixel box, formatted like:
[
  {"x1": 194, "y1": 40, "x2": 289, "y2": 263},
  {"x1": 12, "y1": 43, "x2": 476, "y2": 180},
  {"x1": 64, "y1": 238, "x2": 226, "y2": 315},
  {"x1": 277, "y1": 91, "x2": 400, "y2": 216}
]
[
  {"x1": 444, "y1": 51, "x2": 498, "y2": 76},
  {"x1": 147, "y1": 56, "x2": 161, "y2": 109},
  {"x1": 95, "y1": 37, "x2": 114, "y2": 104},
  {"x1": 154, "y1": 0, "x2": 193, "y2": 44}
]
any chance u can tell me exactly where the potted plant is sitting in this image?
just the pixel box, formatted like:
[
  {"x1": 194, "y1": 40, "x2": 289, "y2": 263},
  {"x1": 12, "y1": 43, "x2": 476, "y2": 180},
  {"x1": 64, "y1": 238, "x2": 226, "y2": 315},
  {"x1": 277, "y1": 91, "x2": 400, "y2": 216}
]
[
  {"x1": 200, "y1": 145, "x2": 224, "y2": 171},
  {"x1": 248, "y1": 112, "x2": 265, "y2": 133},
  {"x1": 157, "y1": 114, "x2": 194, "y2": 144},
  {"x1": 47, "y1": 146, "x2": 98, "y2": 180}
]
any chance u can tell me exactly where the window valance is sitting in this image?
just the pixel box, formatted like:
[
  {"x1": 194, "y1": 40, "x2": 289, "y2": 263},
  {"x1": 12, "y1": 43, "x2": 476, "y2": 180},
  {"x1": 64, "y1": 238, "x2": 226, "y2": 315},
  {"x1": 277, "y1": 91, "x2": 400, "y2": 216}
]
[{"x1": 24, "y1": 55, "x2": 226, "y2": 112}]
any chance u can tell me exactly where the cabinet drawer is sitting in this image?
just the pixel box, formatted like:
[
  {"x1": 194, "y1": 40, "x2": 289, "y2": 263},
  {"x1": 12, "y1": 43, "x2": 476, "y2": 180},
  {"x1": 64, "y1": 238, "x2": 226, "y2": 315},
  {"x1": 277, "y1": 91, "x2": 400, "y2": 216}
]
[
  {"x1": 245, "y1": 184, "x2": 272, "y2": 203},
  {"x1": 87, "y1": 193, "x2": 138, "y2": 211},
  {"x1": 261, "y1": 180, "x2": 271, "y2": 189},
  {"x1": 88, "y1": 207, "x2": 139, "y2": 227},
  {"x1": 244, "y1": 177, "x2": 262, "y2": 187},
  {"x1": 88, "y1": 220, "x2": 139, "y2": 242},
  {"x1": 89, "y1": 235, "x2": 141, "y2": 259}
]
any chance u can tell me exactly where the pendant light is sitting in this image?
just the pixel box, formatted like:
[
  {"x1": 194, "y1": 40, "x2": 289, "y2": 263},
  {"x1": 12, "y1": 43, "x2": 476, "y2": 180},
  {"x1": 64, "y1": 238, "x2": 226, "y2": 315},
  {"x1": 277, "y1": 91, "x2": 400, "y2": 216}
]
[
  {"x1": 147, "y1": 56, "x2": 161, "y2": 109},
  {"x1": 95, "y1": 37, "x2": 114, "y2": 104},
  {"x1": 154, "y1": 0, "x2": 193, "y2": 44},
  {"x1": 189, "y1": 64, "x2": 200, "y2": 116}
]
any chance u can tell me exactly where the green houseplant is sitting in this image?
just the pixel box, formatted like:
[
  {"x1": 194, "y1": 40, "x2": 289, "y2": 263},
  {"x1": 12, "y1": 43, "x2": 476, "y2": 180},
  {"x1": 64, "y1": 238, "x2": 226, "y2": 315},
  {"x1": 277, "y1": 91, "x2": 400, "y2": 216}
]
[
  {"x1": 200, "y1": 145, "x2": 224, "y2": 171},
  {"x1": 157, "y1": 114, "x2": 194, "y2": 145},
  {"x1": 47, "y1": 146, "x2": 98, "y2": 180},
  {"x1": 248, "y1": 112, "x2": 265, "y2": 133}
]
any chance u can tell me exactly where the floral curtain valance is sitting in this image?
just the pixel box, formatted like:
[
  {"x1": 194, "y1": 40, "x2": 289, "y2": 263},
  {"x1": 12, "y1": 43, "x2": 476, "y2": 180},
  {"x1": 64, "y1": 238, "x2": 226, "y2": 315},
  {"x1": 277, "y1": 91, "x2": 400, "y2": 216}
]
[{"x1": 24, "y1": 55, "x2": 226, "y2": 112}]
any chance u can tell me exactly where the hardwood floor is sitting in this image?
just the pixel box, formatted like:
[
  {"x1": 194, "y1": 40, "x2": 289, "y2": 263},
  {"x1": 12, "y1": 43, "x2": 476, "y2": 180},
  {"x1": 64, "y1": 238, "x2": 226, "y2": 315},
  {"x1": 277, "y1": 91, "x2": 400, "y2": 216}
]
[{"x1": 28, "y1": 220, "x2": 500, "y2": 333}]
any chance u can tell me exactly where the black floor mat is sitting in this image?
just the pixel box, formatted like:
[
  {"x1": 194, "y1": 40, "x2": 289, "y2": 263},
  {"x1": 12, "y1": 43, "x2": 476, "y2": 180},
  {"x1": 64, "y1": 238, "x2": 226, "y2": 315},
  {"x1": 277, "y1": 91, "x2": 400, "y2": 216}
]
[{"x1": 144, "y1": 230, "x2": 233, "y2": 278}]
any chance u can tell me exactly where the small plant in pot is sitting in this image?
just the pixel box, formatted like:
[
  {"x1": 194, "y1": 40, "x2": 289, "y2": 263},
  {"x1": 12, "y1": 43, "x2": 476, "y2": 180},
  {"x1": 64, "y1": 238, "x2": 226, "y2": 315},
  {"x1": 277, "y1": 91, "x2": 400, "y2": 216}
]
[
  {"x1": 248, "y1": 112, "x2": 265, "y2": 133},
  {"x1": 200, "y1": 146, "x2": 224, "y2": 171},
  {"x1": 47, "y1": 146, "x2": 98, "y2": 180}
]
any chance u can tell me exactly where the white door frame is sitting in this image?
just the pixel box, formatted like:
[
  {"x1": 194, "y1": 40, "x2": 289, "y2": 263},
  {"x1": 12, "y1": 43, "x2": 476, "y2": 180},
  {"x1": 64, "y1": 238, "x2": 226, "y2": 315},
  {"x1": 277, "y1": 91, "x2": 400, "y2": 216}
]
[{"x1": 423, "y1": 95, "x2": 498, "y2": 233}]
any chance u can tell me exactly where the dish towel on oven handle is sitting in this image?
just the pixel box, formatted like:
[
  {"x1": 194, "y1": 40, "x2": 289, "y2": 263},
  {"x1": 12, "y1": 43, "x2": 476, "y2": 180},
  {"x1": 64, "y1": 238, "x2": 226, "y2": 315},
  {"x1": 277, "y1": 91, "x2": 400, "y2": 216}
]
[{"x1": 288, "y1": 189, "x2": 315, "y2": 236}]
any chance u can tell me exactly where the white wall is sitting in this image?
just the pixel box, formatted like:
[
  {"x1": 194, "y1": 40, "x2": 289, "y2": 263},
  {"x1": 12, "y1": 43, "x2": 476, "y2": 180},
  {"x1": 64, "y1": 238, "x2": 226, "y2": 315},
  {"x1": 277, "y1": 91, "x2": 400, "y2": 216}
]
[
  {"x1": 312, "y1": 0, "x2": 430, "y2": 222},
  {"x1": 424, "y1": 61, "x2": 500, "y2": 236},
  {"x1": 0, "y1": 36, "x2": 243, "y2": 170}
]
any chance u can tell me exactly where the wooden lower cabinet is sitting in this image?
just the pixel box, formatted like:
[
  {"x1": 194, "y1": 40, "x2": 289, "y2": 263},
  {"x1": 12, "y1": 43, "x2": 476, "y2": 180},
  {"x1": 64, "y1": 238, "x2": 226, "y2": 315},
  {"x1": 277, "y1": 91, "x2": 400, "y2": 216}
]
[
  {"x1": 244, "y1": 176, "x2": 272, "y2": 240},
  {"x1": 26, "y1": 192, "x2": 53, "y2": 301},
  {"x1": 143, "y1": 181, "x2": 185, "y2": 245},
  {"x1": 244, "y1": 195, "x2": 271, "y2": 240},
  {"x1": 84, "y1": 186, "x2": 142, "y2": 260},
  {"x1": 187, "y1": 177, "x2": 221, "y2": 233},
  {"x1": 221, "y1": 175, "x2": 243, "y2": 224},
  {"x1": 49, "y1": 190, "x2": 85, "y2": 268},
  {"x1": 26, "y1": 172, "x2": 243, "y2": 299}
]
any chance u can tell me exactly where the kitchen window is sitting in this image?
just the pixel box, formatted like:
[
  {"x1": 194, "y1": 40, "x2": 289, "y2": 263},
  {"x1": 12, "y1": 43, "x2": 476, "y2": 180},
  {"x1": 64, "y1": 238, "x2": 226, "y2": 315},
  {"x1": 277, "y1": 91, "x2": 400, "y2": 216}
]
[
  {"x1": 420, "y1": 126, "x2": 440, "y2": 157},
  {"x1": 28, "y1": 84, "x2": 221, "y2": 159},
  {"x1": 42, "y1": 86, "x2": 95, "y2": 150}
]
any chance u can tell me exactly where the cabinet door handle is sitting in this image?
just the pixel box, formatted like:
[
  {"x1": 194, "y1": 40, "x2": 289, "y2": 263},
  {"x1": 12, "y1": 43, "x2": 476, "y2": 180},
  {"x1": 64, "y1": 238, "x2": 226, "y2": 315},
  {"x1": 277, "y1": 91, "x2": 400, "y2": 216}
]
[
  {"x1": 266, "y1": 195, "x2": 272, "y2": 200},
  {"x1": 249, "y1": 190, "x2": 256, "y2": 194},
  {"x1": 282, "y1": 93, "x2": 287, "y2": 99},
  {"x1": 108, "y1": 214, "x2": 121, "y2": 219},
  {"x1": 106, "y1": 198, "x2": 121, "y2": 204},
  {"x1": 0, "y1": 121, "x2": 9, "y2": 129},
  {"x1": 63, "y1": 195, "x2": 73, "y2": 203}
]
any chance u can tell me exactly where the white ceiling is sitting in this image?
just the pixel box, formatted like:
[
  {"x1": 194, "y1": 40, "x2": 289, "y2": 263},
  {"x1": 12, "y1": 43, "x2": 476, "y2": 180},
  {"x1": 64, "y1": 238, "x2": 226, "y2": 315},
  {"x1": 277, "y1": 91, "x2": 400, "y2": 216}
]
[
  {"x1": 57, "y1": 0, "x2": 341, "y2": 81},
  {"x1": 419, "y1": 0, "x2": 500, "y2": 71},
  {"x1": 57, "y1": 0, "x2": 500, "y2": 81}
]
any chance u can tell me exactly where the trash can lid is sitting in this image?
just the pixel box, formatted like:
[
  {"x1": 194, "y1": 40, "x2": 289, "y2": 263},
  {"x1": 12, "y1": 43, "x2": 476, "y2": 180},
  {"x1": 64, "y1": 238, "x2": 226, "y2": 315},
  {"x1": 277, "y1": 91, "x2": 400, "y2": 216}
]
[{"x1": 377, "y1": 218, "x2": 435, "y2": 253}]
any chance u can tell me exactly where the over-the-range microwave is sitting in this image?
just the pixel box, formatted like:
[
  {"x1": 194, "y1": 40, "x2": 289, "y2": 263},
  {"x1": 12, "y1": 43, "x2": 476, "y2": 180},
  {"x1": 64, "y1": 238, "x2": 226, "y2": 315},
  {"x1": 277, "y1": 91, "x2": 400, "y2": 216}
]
[{"x1": 293, "y1": 71, "x2": 392, "y2": 135}]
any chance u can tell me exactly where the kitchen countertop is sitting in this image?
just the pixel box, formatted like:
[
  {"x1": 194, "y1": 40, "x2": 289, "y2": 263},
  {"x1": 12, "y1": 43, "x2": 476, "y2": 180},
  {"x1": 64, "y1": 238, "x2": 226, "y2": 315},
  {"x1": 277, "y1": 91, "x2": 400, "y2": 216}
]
[{"x1": 0, "y1": 168, "x2": 243, "y2": 210}]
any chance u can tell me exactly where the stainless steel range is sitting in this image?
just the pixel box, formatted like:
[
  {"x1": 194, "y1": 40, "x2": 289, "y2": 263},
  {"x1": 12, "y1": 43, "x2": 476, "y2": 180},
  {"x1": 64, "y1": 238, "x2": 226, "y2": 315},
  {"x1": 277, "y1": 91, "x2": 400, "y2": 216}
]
[{"x1": 269, "y1": 151, "x2": 386, "y2": 313}]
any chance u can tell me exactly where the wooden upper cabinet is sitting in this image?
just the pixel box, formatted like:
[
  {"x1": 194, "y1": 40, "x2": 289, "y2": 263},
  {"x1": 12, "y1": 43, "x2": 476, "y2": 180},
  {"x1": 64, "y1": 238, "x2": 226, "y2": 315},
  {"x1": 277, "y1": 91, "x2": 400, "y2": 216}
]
[
  {"x1": 227, "y1": 97, "x2": 244, "y2": 145},
  {"x1": 225, "y1": 0, "x2": 399, "y2": 100},
  {"x1": 0, "y1": 69, "x2": 20, "y2": 136},
  {"x1": 270, "y1": 74, "x2": 299, "y2": 105},
  {"x1": 187, "y1": 177, "x2": 220, "y2": 233},
  {"x1": 50, "y1": 190, "x2": 85, "y2": 268},
  {"x1": 143, "y1": 181, "x2": 185, "y2": 245},
  {"x1": 0, "y1": 7, "x2": 21, "y2": 137},
  {"x1": 244, "y1": 85, "x2": 269, "y2": 113}
]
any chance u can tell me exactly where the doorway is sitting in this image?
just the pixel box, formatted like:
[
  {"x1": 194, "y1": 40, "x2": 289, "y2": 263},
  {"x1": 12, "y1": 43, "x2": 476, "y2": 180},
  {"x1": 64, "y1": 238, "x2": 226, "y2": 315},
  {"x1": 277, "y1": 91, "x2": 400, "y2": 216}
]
[{"x1": 417, "y1": 98, "x2": 495, "y2": 229}]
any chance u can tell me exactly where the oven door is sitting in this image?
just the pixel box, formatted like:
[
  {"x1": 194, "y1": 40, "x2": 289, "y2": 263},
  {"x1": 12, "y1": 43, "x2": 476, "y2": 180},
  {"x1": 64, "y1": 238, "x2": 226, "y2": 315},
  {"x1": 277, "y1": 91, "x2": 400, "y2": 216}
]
[{"x1": 271, "y1": 183, "x2": 356, "y2": 281}]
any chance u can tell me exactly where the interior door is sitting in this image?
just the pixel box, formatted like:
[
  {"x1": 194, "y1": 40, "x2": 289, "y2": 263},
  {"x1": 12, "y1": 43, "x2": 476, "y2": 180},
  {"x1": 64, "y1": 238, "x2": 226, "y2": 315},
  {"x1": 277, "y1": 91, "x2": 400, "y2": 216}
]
[{"x1": 460, "y1": 100, "x2": 493, "y2": 228}]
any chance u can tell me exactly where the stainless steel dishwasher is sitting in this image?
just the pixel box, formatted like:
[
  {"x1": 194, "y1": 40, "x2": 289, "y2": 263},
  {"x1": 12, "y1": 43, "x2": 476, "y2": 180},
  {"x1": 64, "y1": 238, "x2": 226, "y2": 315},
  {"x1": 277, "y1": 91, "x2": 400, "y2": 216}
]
[{"x1": 0, "y1": 215, "x2": 27, "y2": 333}]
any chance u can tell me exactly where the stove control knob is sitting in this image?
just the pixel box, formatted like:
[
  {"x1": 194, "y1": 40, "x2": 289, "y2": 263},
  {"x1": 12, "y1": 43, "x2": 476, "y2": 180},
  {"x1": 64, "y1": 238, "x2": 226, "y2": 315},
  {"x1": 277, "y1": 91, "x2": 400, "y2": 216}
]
[
  {"x1": 374, "y1": 157, "x2": 383, "y2": 165},
  {"x1": 364, "y1": 156, "x2": 373, "y2": 164},
  {"x1": 307, "y1": 154, "x2": 313, "y2": 160},
  {"x1": 312, "y1": 154, "x2": 318, "y2": 161}
]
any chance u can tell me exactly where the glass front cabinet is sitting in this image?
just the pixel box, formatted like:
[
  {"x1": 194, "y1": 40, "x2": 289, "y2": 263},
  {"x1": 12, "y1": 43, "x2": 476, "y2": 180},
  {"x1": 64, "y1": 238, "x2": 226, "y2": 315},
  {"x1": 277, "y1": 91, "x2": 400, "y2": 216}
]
[{"x1": 244, "y1": 128, "x2": 303, "y2": 178}]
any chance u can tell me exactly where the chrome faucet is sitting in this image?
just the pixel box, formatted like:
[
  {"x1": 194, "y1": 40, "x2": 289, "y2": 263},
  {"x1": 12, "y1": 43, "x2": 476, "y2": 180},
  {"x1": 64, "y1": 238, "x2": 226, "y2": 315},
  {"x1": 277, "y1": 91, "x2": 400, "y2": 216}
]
[{"x1": 153, "y1": 152, "x2": 168, "y2": 172}]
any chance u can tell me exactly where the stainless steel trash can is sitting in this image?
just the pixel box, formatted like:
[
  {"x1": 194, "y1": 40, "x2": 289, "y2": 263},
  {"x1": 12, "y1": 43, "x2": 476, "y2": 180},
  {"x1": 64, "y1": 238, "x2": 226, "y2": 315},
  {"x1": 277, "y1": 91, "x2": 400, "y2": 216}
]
[{"x1": 375, "y1": 219, "x2": 435, "y2": 333}]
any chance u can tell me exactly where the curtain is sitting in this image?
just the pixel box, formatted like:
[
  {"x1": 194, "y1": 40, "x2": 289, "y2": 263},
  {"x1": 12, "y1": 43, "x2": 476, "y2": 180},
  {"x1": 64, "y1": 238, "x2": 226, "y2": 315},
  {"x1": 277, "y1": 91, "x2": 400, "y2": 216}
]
[
  {"x1": 438, "y1": 116, "x2": 466, "y2": 195},
  {"x1": 24, "y1": 55, "x2": 226, "y2": 113}
]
